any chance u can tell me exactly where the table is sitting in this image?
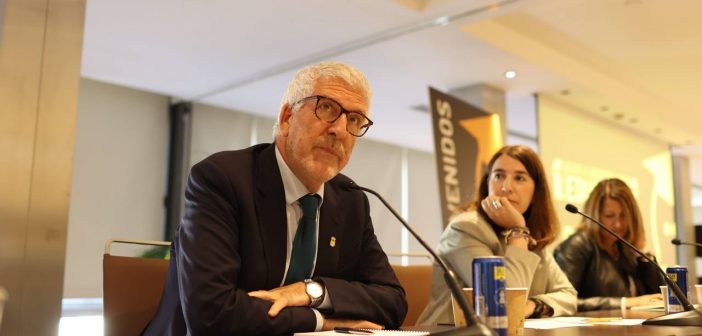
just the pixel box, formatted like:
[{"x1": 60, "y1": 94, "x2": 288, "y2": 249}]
[
  {"x1": 523, "y1": 309, "x2": 702, "y2": 336},
  {"x1": 411, "y1": 310, "x2": 702, "y2": 335}
]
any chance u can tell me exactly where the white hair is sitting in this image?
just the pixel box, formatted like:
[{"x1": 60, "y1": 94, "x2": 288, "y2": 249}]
[{"x1": 271, "y1": 61, "x2": 371, "y2": 139}]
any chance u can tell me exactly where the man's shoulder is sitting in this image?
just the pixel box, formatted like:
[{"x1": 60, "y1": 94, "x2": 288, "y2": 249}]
[{"x1": 195, "y1": 143, "x2": 272, "y2": 168}]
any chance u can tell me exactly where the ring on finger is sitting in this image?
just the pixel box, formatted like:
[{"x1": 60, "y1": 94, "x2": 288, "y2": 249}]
[{"x1": 492, "y1": 199, "x2": 501, "y2": 209}]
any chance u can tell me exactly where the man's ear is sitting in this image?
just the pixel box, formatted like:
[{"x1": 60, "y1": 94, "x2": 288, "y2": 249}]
[{"x1": 278, "y1": 103, "x2": 293, "y2": 136}]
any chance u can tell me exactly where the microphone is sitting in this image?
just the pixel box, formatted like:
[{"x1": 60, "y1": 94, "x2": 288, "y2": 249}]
[
  {"x1": 565, "y1": 204, "x2": 702, "y2": 326},
  {"x1": 672, "y1": 238, "x2": 702, "y2": 248},
  {"x1": 343, "y1": 180, "x2": 495, "y2": 336}
]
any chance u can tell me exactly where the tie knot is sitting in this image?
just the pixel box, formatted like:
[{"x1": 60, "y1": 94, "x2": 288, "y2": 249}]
[{"x1": 299, "y1": 194, "x2": 320, "y2": 214}]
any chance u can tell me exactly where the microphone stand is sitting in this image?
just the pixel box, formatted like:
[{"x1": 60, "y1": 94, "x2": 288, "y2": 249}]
[
  {"x1": 347, "y1": 182, "x2": 495, "y2": 336},
  {"x1": 672, "y1": 239, "x2": 702, "y2": 248},
  {"x1": 566, "y1": 204, "x2": 702, "y2": 326}
]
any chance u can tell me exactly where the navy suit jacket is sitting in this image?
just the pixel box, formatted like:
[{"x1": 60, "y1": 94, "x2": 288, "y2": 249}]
[{"x1": 143, "y1": 143, "x2": 407, "y2": 335}]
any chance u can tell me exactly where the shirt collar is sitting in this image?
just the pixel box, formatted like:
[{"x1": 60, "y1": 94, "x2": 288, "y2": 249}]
[{"x1": 275, "y1": 145, "x2": 324, "y2": 205}]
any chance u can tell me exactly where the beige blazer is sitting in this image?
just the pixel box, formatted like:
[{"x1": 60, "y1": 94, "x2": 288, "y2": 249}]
[{"x1": 416, "y1": 210, "x2": 577, "y2": 325}]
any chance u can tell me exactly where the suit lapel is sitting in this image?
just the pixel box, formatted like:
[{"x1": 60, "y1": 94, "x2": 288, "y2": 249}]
[
  {"x1": 315, "y1": 182, "x2": 341, "y2": 276},
  {"x1": 253, "y1": 144, "x2": 288, "y2": 287}
]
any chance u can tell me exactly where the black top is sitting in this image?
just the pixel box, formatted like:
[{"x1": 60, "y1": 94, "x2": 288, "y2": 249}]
[{"x1": 554, "y1": 230, "x2": 664, "y2": 311}]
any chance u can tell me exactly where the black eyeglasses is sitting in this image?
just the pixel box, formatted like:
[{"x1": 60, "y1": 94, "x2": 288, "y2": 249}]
[{"x1": 293, "y1": 95, "x2": 373, "y2": 137}]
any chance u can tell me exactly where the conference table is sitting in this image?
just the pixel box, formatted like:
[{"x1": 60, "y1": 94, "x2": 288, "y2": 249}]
[
  {"x1": 522, "y1": 309, "x2": 702, "y2": 335},
  {"x1": 415, "y1": 309, "x2": 702, "y2": 335}
]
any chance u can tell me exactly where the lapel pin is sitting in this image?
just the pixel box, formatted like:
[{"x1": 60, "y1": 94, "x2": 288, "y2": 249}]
[{"x1": 329, "y1": 236, "x2": 336, "y2": 247}]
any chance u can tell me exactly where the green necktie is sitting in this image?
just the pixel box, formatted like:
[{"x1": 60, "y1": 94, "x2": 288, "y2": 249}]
[{"x1": 284, "y1": 194, "x2": 320, "y2": 284}]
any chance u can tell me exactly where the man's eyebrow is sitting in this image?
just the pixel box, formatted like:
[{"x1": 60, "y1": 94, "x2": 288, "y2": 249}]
[{"x1": 342, "y1": 103, "x2": 366, "y2": 115}]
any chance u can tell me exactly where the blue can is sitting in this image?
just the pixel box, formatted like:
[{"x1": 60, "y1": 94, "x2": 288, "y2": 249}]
[
  {"x1": 666, "y1": 266, "x2": 688, "y2": 313},
  {"x1": 472, "y1": 256, "x2": 507, "y2": 336}
]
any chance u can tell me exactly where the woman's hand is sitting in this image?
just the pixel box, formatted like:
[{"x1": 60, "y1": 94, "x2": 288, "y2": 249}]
[
  {"x1": 525, "y1": 299, "x2": 553, "y2": 318},
  {"x1": 481, "y1": 196, "x2": 526, "y2": 229},
  {"x1": 625, "y1": 293, "x2": 663, "y2": 308},
  {"x1": 524, "y1": 299, "x2": 536, "y2": 317}
]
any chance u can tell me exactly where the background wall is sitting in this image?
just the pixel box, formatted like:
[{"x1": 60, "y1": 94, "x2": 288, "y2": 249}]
[
  {"x1": 190, "y1": 103, "x2": 253, "y2": 166},
  {"x1": 64, "y1": 79, "x2": 168, "y2": 297},
  {"x1": 538, "y1": 95, "x2": 677, "y2": 266}
]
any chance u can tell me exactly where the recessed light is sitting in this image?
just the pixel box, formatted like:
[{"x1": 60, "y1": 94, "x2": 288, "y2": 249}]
[
  {"x1": 613, "y1": 113, "x2": 624, "y2": 121},
  {"x1": 504, "y1": 70, "x2": 517, "y2": 79},
  {"x1": 600, "y1": 106, "x2": 609, "y2": 112},
  {"x1": 629, "y1": 118, "x2": 638, "y2": 124},
  {"x1": 560, "y1": 89, "x2": 570, "y2": 96},
  {"x1": 434, "y1": 16, "x2": 450, "y2": 26}
]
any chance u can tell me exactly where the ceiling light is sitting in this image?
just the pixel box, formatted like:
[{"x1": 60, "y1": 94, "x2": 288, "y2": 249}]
[
  {"x1": 434, "y1": 16, "x2": 450, "y2": 26},
  {"x1": 504, "y1": 70, "x2": 517, "y2": 79}
]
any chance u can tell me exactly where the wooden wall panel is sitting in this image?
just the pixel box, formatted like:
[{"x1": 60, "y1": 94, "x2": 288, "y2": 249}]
[{"x1": 0, "y1": 0, "x2": 86, "y2": 334}]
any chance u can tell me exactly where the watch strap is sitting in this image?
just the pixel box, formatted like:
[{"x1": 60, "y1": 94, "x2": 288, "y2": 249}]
[{"x1": 530, "y1": 298, "x2": 545, "y2": 318}]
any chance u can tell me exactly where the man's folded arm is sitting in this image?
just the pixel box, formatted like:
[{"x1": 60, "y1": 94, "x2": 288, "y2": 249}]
[{"x1": 177, "y1": 161, "x2": 317, "y2": 334}]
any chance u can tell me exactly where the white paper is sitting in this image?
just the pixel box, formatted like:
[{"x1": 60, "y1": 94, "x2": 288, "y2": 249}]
[
  {"x1": 295, "y1": 330, "x2": 429, "y2": 335},
  {"x1": 524, "y1": 317, "x2": 645, "y2": 329}
]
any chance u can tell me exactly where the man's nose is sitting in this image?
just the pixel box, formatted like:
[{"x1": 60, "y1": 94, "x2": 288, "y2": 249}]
[{"x1": 328, "y1": 113, "x2": 348, "y2": 137}]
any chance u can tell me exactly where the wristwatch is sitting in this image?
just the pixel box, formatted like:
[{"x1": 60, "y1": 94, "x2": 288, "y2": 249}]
[
  {"x1": 303, "y1": 279, "x2": 324, "y2": 308},
  {"x1": 530, "y1": 298, "x2": 545, "y2": 318}
]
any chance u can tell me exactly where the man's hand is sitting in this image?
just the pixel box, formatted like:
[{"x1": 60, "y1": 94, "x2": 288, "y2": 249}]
[
  {"x1": 248, "y1": 282, "x2": 309, "y2": 317},
  {"x1": 323, "y1": 318, "x2": 383, "y2": 331}
]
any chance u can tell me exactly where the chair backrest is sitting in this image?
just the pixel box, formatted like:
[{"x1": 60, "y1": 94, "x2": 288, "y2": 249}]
[
  {"x1": 391, "y1": 263, "x2": 433, "y2": 327},
  {"x1": 103, "y1": 239, "x2": 171, "y2": 336},
  {"x1": 0, "y1": 286, "x2": 7, "y2": 330}
]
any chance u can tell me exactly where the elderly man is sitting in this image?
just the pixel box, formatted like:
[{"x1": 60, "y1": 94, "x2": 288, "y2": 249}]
[{"x1": 143, "y1": 61, "x2": 407, "y2": 335}]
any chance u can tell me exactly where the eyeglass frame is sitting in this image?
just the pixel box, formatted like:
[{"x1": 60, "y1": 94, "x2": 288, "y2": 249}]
[{"x1": 292, "y1": 95, "x2": 374, "y2": 137}]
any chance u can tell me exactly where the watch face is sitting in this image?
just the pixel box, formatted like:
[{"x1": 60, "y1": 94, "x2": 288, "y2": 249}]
[{"x1": 307, "y1": 282, "x2": 323, "y2": 298}]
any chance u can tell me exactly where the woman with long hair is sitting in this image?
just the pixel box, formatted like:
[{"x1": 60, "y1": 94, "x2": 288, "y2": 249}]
[
  {"x1": 554, "y1": 178, "x2": 664, "y2": 311},
  {"x1": 417, "y1": 145, "x2": 576, "y2": 325}
]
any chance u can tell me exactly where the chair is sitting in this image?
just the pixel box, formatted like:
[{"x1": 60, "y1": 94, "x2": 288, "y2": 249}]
[
  {"x1": 103, "y1": 239, "x2": 171, "y2": 336},
  {"x1": 0, "y1": 286, "x2": 7, "y2": 330},
  {"x1": 390, "y1": 254, "x2": 433, "y2": 327}
]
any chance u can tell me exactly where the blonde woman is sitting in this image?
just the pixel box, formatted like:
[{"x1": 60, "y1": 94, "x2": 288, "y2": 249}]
[{"x1": 554, "y1": 178, "x2": 664, "y2": 311}]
